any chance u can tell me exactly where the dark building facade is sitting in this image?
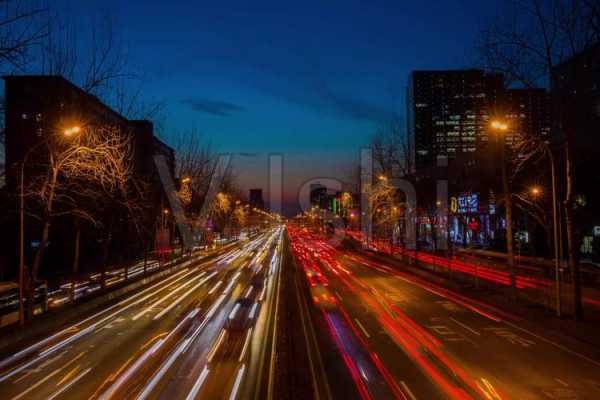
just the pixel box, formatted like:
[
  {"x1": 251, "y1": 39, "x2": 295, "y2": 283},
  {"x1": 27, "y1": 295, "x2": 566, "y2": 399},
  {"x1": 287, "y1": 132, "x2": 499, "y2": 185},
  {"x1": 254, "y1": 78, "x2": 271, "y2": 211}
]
[
  {"x1": 249, "y1": 188, "x2": 265, "y2": 210},
  {"x1": 552, "y1": 43, "x2": 600, "y2": 259},
  {"x1": 505, "y1": 88, "x2": 551, "y2": 146},
  {"x1": 407, "y1": 70, "x2": 504, "y2": 171},
  {"x1": 2, "y1": 75, "x2": 175, "y2": 281},
  {"x1": 407, "y1": 70, "x2": 552, "y2": 252}
]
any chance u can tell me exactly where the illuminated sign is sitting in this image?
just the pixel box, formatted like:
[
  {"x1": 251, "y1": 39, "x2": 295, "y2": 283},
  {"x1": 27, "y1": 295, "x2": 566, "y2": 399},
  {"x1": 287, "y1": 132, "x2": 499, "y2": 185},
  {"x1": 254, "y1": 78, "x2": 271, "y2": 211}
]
[
  {"x1": 457, "y1": 193, "x2": 478, "y2": 214},
  {"x1": 450, "y1": 197, "x2": 458, "y2": 214}
]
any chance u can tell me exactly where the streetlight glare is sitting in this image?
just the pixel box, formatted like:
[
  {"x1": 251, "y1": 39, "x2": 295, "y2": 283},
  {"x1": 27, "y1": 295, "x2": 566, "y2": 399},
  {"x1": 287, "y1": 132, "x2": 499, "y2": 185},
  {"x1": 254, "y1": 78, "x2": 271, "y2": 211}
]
[
  {"x1": 63, "y1": 125, "x2": 81, "y2": 137},
  {"x1": 490, "y1": 120, "x2": 508, "y2": 131},
  {"x1": 530, "y1": 186, "x2": 542, "y2": 197}
]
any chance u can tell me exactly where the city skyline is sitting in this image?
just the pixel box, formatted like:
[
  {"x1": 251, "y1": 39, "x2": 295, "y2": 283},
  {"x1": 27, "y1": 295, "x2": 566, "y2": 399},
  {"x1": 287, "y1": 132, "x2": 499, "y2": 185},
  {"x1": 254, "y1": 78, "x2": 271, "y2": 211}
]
[{"x1": 1, "y1": 2, "x2": 600, "y2": 399}]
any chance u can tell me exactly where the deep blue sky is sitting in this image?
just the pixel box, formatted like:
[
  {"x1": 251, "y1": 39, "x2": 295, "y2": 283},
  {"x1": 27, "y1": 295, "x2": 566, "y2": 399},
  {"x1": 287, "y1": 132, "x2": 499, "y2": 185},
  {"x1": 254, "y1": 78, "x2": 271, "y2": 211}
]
[{"x1": 67, "y1": 0, "x2": 502, "y2": 214}]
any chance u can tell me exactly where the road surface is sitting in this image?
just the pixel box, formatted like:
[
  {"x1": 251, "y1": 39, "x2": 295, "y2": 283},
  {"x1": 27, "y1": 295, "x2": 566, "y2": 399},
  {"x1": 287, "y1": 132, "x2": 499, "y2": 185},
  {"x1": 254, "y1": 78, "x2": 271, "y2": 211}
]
[
  {"x1": 288, "y1": 226, "x2": 600, "y2": 400},
  {"x1": 0, "y1": 227, "x2": 285, "y2": 400}
]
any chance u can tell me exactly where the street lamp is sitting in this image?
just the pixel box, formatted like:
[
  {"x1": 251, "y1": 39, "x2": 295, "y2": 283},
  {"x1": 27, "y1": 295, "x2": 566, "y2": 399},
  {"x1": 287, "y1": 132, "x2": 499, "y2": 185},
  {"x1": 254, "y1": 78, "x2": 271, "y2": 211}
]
[
  {"x1": 18, "y1": 125, "x2": 81, "y2": 325},
  {"x1": 181, "y1": 176, "x2": 191, "y2": 184},
  {"x1": 378, "y1": 175, "x2": 387, "y2": 182},
  {"x1": 63, "y1": 125, "x2": 81, "y2": 137},
  {"x1": 543, "y1": 143, "x2": 562, "y2": 317},
  {"x1": 490, "y1": 119, "x2": 517, "y2": 299},
  {"x1": 490, "y1": 120, "x2": 508, "y2": 131},
  {"x1": 530, "y1": 186, "x2": 542, "y2": 198}
]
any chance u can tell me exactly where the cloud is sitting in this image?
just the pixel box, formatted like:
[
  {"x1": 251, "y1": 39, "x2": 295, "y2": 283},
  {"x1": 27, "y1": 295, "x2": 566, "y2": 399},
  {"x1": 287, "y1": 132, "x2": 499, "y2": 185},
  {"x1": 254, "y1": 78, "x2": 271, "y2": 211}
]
[
  {"x1": 248, "y1": 66, "x2": 399, "y2": 123},
  {"x1": 181, "y1": 98, "x2": 244, "y2": 116},
  {"x1": 317, "y1": 86, "x2": 399, "y2": 122},
  {"x1": 238, "y1": 152, "x2": 260, "y2": 157}
]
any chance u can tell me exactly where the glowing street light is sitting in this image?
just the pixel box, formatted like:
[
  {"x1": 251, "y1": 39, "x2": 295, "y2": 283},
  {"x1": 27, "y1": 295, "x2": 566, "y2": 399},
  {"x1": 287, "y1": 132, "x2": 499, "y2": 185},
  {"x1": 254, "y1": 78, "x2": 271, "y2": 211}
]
[
  {"x1": 181, "y1": 176, "x2": 191, "y2": 184},
  {"x1": 19, "y1": 123, "x2": 82, "y2": 324},
  {"x1": 490, "y1": 118, "x2": 516, "y2": 298},
  {"x1": 530, "y1": 186, "x2": 542, "y2": 198},
  {"x1": 490, "y1": 120, "x2": 508, "y2": 131},
  {"x1": 63, "y1": 125, "x2": 81, "y2": 137}
]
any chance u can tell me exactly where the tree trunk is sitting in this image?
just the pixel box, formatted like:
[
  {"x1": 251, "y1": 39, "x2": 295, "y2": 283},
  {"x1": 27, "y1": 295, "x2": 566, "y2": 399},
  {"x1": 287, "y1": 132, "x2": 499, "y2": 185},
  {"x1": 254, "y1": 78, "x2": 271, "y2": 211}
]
[
  {"x1": 70, "y1": 220, "x2": 81, "y2": 304},
  {"x1": 101, "y1": 237, "x2": 109, "y2": 290},
  {"x1": 501, "y1": 141, "x2": 517, "y2": 300},
  {"x1": 27, "y1": 167, "x2": 58, "y2": 320},
  {"x1": 143, "y1": 240, "x2": 148, "y2": 275},
  {"x1": 564, "y1": 125, "x2": 582, "y2": 319}
]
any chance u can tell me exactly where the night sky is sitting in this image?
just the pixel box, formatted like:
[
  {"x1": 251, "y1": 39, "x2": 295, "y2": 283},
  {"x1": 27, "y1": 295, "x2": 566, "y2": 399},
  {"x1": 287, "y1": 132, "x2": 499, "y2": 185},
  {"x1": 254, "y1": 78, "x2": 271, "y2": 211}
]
[{"x1": 67, "y1": 0, "x2": 502, "y2": 215}]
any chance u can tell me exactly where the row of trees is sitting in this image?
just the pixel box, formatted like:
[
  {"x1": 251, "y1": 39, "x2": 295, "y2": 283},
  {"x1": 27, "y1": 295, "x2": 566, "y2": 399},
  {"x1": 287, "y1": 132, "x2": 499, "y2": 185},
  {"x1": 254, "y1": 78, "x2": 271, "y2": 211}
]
[
  {"x1": 479, "y1": 0, "x2": 600, "y2": 318},
  {"x1": 360, "y1": 0, "x2": 600, "y2": 319},
  {"x1": 172, "y1": 128, "x2": 248, "y2": 240},
  {"x1": 0, "y1": 1, "x2": 247, "y2": 321}
]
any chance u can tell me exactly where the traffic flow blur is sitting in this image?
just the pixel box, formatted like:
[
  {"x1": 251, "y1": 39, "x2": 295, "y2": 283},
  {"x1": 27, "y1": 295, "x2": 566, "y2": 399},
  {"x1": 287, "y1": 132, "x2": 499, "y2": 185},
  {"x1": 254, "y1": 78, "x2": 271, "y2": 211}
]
[
  {"x1": 0, "y1": 226, "x2": 285, "y2": 400},
  {"x1": 287, "y1": 225, "x2": 600, "y2": 400}
]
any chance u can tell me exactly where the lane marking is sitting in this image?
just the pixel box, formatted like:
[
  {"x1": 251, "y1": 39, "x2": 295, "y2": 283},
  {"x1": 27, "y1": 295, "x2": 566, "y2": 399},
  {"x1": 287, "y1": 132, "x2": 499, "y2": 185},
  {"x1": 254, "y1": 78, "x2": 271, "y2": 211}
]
[
  {"x1": 10, "y1": 367, "x2": 63, "y2": 400},
  {"x1": 132, "y1": 272, "x2": 206, "y2": 320},
  {"x1": 502, "y1": 320, "x2": 600, "y2": 366},
  {"x1": 449, "y1": 317, "x2": 481, "y2": 336},
  {"x1": 55, "y1": 365, "x2": 80, "y2": 386},
  {"x1": 479, "y1": 378, "x2": 502, "y2": 400},
  {"x1": 229, "y1": 363, "x2": 246, "y2": 400},
  {"x1": 13, "y1": 352, "x2": 64, "y2": 383},
  {"x1": 400, "y1": 381, "x2": 417, "y2": 400},
  {"x1": 185, "y1": 366, "x2": 209, "y2": 400},
  {"x1": 47, "y1": 367, "x2": 91, "y2": 400},
  {"x1": 0, "y1": 245, "x2": 245, "y2": 376},
  {"x1": 354, "y1": 318, "x2": 371, "y2": 338},
  {"x1": 239, "y1": 328, "x2": 253, "y2": 362},
  {"x1": 555, "y1": 378, "x2": 569, "y2": 387},
  {"x1": 153, "y1": 271, "x2": 218, "y2": 320}
]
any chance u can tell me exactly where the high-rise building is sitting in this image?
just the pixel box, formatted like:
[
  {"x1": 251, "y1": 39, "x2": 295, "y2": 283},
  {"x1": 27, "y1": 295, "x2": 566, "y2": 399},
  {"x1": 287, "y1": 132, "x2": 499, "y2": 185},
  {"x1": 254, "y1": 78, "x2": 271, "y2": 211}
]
[
  {"x1": 249, "y1": 188, "x2": 265, "y2": 210},
  {"x1": 407, "y1": 69, "x2": 504, "y2": 171},
  {"x1": 309, "y1": 183, "x2": 326, "y2": 207},
  {"x1": 504, "y1": 88, "x2": 551, "y2": 146},
  {"x1": 552, "y1": 42, "x2": 600, "y2": 253},
  {"x1": 2, "y1": 75, "x2": 175, "y2": 278}
]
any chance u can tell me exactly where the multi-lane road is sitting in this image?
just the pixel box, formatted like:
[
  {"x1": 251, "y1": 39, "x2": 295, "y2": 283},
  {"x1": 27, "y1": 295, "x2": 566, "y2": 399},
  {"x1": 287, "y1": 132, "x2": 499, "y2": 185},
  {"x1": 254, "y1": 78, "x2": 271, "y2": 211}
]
[
  {"x1": 288, "y1": 226, "x2": 600, "y2": 400},
  {"x1": 2, "y1": 225, "x2": 600, "y2": 399},
  {"x1": 0, "y1": 227, "x2": 285, "y2": 400}
]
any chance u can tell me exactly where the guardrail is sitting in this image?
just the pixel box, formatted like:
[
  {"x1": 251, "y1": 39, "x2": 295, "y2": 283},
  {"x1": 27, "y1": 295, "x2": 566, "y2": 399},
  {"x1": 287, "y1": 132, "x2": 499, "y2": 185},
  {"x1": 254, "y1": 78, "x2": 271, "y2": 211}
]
[{"x1": 0, "y1": 239, "x2": 242, "y2": 327}]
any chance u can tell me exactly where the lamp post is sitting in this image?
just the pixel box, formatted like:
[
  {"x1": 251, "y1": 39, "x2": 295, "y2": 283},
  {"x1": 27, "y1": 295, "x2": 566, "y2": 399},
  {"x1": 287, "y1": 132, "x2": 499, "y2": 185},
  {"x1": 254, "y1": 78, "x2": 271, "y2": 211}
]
[
  {"x1": 18, "y1": 125, "x2": 81, "y2": 324},
  {"x1": 542, "y1": 145, "x2": 562, "y2": 317},
  {"x1": 490, "y1": 120, "x2": 517, "y2": 300},
  {"x1": 528, "y1": 145, "x2": 562, "y2": 317}
]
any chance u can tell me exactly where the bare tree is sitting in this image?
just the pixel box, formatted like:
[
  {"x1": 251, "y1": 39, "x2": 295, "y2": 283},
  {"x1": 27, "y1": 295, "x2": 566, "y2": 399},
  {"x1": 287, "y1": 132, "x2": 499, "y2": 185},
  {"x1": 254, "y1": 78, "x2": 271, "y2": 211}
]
[
  {"x1": 24, "y1": 124, "x2": 133, "y2": 318},
  {"x1": 38, "y1": 8, "x2": 164, "y2": 122},
  {"x1": 171, "y1": 127, "x2": 215, "y2": 218},
  {"x1": 478, "y1": 0, "x2": 600, "y2": 318},
  {"x1": 0, "y1": 0, "x2": 47, "y2": 73},
  {"x1": 371, "y1": 116, "x2": 413, "y2": 179},
  {"x1": 0, "y1": 0, "x2": 48, "y2": 180}
]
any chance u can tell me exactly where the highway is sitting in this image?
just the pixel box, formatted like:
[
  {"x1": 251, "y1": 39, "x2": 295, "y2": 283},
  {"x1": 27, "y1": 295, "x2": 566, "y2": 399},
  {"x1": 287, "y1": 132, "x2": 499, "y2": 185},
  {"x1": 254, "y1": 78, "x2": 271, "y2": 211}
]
[
  {"x1": 0, "y1": 227, "x2": 285, "y2": 400},
  {"x1": 288, "y1": 226, "x2": 600, "y2": 400},
  {"x1": 2, "y1": 225, "x2": 600, "y2": 400}
]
